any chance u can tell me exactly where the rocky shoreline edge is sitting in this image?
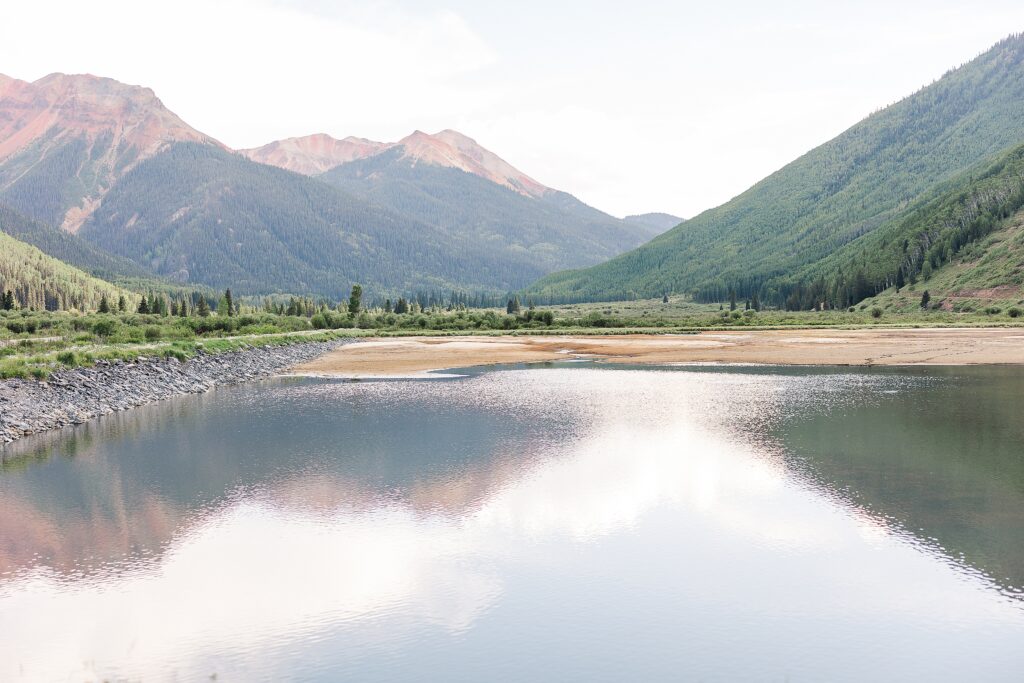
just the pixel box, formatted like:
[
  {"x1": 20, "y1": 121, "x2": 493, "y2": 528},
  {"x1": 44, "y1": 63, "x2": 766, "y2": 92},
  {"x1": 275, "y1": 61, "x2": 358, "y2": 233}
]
[{"x1": 0, "y1": 338, "x2": 350, "y2": 446}]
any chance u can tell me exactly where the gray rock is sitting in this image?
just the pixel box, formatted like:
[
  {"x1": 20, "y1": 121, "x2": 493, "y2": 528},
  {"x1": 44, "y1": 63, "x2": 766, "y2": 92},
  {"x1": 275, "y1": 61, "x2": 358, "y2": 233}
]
[{"x1": 0, "y1": 338, "x2": 349, "y2": 446}]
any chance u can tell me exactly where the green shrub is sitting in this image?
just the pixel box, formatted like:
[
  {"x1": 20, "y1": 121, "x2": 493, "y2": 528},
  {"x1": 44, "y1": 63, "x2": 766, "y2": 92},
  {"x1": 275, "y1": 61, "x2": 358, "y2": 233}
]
[
  {"x1": 92, "y1": 319, "x2": 117, "y2": 338},
  {"x1": 145, "y1": 326, "x2": 162, "y2": 341},
  {"x1": 984, "y1": 306, "x2": 1002, "y2": 315},
  {"x1": 56, "y1": 351, "x2": 77, "y2": 366},
  {"x1": 1008, "y1": 307, "x2": 1022, "y2": 318},
  {"x1": 871, "y1": 307, "x2": 883, "y2": 319}
]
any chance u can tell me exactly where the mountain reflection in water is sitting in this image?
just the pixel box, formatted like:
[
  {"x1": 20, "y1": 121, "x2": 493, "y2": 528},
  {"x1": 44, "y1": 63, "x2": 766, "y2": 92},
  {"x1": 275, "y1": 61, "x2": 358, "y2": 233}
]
[{"x1": 1, "y1": 365, "x2": 1022, "y2": 682}]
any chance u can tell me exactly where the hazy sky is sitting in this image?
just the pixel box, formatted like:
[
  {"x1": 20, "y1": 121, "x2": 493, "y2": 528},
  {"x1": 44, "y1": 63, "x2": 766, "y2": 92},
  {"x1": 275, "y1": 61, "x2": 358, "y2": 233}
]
[{"x1": 2, "y1": 1, "x2": 1023, "y2": 217}]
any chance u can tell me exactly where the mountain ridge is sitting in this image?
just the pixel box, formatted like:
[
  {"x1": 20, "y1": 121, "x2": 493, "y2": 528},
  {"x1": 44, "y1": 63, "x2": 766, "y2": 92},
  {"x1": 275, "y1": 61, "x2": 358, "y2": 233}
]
[
  {"x1": 242, "y1": 128, "x2": 552, "y2": 198},
  {"x1": 0, "y1": 72, "x2": 222, "y2": 232}
]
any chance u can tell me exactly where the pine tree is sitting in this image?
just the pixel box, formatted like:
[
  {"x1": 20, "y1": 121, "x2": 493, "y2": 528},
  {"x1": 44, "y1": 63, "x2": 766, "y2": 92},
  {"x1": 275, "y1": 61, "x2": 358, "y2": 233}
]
[
  {"x1": 920, "y1": 290, "x2": 931, "y2": 309},
  {"x1": 662, "y1": 294, "x2": 669, "y2": 304},
  {"x1": 348, "y1": 284, "x2": 362, "y2": 316},
  {"x1": 98, "y1": 294, "x2": 111, "y2": 314},
  {"x1": 118, "y1": 295, "x2": 127, "y2": 313},
  {"x1": 752, "y1": 293, "x2": 761, "y2": 312},
  {"x1": 729, "y1": 289, "x2": 737, "y2": 311},
  {"x1": 384, "y1": 299, "x2": 393, "y2": 313},
  {"x1": 196, "y1": 297, "x2": 210, "y2": 317},
  {"x1": 138, "y1": 295, "x2": 150, "y2": 314},
  {"x1": 224, "y1": 289, "x2": 234, "y2": 317}
]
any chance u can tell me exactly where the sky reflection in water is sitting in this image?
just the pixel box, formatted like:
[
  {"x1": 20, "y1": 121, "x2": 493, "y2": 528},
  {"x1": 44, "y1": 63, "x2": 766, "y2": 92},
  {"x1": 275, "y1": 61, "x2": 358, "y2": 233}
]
[{"x1": 1, "y1": 365, "x2": 1022, "y2": 681}]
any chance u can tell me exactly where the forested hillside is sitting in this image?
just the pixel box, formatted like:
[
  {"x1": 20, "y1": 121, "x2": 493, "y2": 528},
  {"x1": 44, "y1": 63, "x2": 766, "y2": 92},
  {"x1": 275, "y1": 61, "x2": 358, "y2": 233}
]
[
  {"x1": 776, "y1": 142, "x2": 1024, "y2": 310},
  {"x1": 77, "y1": 143, "x2": 584, "y2": 297},
  {"x1": 526, "y1": 34, "x2": 1024, "y2": 305},
  {"x1": 0, "y1": 229, "x2": 136, "y2": 312},
  {"x1": 0, "y1": 204, "x2": 152, "y2": 281},
  {"x1": 320, "y1": 147, "x2": 658, "y2": 276},
  {"x1": 866, "y1": 207, "x2": 1024, "y2": 314}
]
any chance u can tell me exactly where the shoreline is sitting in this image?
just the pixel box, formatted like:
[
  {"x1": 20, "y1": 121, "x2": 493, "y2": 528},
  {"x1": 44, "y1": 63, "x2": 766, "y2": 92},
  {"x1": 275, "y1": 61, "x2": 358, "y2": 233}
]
[
  {"x1": 289, "y1": 329, "x2": 1024, "y2": 377},
  {"x1": 0, "y1": 339, "x2": 349, "y2": 446},
  {"x1": 4, "y1": 327, "x2": 1022, "y2": 446}
]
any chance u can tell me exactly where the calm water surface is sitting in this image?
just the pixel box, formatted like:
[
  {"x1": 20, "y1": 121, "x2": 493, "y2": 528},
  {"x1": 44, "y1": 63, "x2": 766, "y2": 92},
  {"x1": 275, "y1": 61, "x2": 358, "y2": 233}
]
[{"x1": 1, "y1": 363, "x2": 1022, "y2": 681}]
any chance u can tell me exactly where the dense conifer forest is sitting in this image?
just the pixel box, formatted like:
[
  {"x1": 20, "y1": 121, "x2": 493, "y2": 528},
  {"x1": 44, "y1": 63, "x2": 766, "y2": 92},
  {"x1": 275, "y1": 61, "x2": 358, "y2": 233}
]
[{"x1": 0, "y1": 230, "x2": 136, "y2": 312}]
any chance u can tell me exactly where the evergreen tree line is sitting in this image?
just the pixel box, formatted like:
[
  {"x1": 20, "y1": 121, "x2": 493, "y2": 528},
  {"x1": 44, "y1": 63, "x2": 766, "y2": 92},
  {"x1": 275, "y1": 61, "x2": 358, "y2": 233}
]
[{"x1": 687, "y1": 144, "x2": 1024, "y2": 311}]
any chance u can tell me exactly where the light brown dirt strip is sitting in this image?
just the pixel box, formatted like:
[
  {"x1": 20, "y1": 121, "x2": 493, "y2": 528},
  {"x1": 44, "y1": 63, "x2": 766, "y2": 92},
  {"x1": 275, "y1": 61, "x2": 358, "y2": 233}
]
[{"x1": 288, "y1": 329, "x2": 1024, "y2": 377}]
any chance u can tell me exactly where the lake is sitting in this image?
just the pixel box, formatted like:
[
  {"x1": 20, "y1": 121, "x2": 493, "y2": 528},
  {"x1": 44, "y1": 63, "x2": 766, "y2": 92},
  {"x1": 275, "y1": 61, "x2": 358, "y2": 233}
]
[{"x1": 1, "y1": 363, "x2": 1022, "y2": 681}]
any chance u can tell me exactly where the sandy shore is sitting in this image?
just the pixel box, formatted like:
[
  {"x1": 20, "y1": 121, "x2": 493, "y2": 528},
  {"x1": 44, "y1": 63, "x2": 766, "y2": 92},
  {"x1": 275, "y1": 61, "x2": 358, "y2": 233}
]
[{"x1": 287, "y1": 328, "x2": 1024, "y2": 377}]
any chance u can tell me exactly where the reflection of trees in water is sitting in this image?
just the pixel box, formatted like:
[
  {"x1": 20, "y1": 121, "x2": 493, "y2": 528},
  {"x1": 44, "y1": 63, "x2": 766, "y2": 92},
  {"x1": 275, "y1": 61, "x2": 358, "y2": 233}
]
[{"x1": 774, "y1": 367, "x2": 1024, "y2": 600}]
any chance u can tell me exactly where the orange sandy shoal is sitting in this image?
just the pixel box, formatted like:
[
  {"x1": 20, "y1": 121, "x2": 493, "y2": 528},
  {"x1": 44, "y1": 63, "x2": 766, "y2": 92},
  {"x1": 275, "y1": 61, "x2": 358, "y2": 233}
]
[{"x1": 288, "y1": 329, "x2": 1024, "y2": 377}]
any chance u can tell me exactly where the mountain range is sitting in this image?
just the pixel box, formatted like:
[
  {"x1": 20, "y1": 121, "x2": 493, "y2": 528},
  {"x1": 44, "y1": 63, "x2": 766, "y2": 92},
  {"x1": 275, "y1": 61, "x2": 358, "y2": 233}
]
[
  {"x1": 2, "y1": 32, "x2": 1024, "y2": 313},
  {"x1": 0, "y1": 75, "x2": 660, "y2": 301}
]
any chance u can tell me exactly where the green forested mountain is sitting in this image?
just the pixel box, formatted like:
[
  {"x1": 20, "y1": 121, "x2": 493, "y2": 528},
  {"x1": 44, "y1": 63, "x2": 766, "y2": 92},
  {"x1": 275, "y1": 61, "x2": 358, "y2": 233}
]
[
  {"x1": 0, "y1": 228, "x2": 136, "y2": 312},
  {"x1": 78, "y1": 143, "x2": 593, "y2": 298},
  {"x1": 777, "y1": 142, "x2": 1024, "y2": 310},
  {"x1": 526, "y1": 34, "x2": 1024, "y2": 305},
  {"x1": 0, "y1": 204, "x2": 153, "y2": 281},
  {"x1": 319, "y1": 146, "x2": 659, "y2": 278}
]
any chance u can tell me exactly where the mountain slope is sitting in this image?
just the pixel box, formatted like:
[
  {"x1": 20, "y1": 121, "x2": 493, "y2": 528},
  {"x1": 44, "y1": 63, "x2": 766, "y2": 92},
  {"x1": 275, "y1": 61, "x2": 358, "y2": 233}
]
[
  {"x1": 0, "y1": 203, "x2": 153, "y2": 281},
  {"x1": 77, "y1": 143, "x2": 578, "y2": 297},
  {"x1": 0, "y1": 73, "x2": 221, "y2": 232},
  {"x1": 319, "y1": 145, "x2": 658, "y2": 279},
  {"x1": 781, "y1": 141, "x2": 1024, "y2": 311},
  {"x1": 526, "y1": 34, "x2": 1024, "y2": 304},
  {"x1": 872, "y1": 208, "x2": 1024, "y2": 313},
  {"x1": 247, "y1": 128, "x2": 658, "y2": 277},
  {"x1": 395, "y1": 129, "x2": 550, "y2": 198},
  {"x1": 0, "y1": 226, "x2": 135, "y2": 312}
]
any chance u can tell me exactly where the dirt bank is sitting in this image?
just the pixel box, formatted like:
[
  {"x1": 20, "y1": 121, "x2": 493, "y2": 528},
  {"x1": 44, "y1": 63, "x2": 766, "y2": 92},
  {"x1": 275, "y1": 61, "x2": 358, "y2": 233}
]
[{"x1": 289, "y1": 329, "x2": 1024, "y2": 377}]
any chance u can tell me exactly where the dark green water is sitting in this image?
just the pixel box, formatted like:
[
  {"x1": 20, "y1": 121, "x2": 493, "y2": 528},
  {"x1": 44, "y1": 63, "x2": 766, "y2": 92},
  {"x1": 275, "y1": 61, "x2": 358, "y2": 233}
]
[{"x1": 0, "y1": 364, "x2": 1021, "y2": 681}]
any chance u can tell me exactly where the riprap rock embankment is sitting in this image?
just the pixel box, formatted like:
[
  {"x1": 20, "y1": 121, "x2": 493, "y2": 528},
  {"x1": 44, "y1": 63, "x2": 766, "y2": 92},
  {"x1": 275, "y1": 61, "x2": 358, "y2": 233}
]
[{"x1": 0, "y1": 339, "x2": 347, "y2": 445}]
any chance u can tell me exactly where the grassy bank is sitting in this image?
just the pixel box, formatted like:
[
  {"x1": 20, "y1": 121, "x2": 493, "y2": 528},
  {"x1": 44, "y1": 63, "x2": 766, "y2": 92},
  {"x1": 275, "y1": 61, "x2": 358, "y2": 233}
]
[{"x1": 0, "y1": 330, "x2": 360, "y2": 380}]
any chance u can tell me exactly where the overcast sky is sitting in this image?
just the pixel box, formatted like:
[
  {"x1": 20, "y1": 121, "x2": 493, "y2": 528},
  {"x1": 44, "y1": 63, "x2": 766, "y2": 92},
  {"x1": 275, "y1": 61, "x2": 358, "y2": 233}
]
[{"x1": 2, "y1": 1, "x2": 1023, "y2": 217}]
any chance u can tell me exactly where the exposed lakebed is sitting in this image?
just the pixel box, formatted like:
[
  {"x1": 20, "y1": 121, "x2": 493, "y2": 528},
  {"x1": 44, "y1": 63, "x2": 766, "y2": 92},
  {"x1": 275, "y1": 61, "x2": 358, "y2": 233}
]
[{"x1": 1, "y1": 363, "x2": 1022, "y2": 681}]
